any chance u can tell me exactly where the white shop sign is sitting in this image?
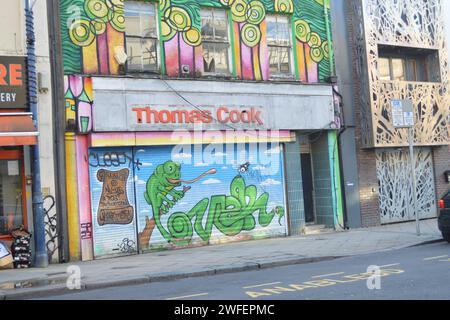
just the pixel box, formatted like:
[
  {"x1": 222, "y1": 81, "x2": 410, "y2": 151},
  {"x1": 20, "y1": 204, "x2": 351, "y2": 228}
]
[{"x1": 91, "y1": 78, "x2": 335, "y2": 132}]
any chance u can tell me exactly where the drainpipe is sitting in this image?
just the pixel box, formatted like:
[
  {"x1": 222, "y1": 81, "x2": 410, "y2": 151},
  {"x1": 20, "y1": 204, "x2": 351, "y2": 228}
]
[
  {"x1": 25, "y1": 0, "x2": 48, "y2": 267},
  {"x1": 47, "y1": 0, "x2": 69, "y2": 263}
]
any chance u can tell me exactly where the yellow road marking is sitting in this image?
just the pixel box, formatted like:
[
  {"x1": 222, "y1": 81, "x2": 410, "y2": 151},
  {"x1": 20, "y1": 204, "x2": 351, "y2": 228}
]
[
  {"x1": 166, "y1": 292, "x2": 209, "y2": 300},
  {"x1": 245, "y1": 269, "x2": 405, "y2": 299},
  {"x1": 243, "y1": 282, "x2": 282, "y2": 289},
  {"x1": 423, "y1": 255, "x2": 448, "y2": 261},
  {"x1": 438, "y1": 258, "x2": 450, "y2": 262},
  {"x1": 380, "y1": 263, "x2": 400, "y2": 268},
  {"x1": 311, "y1": 272, "x2": 345, "y2": 279}
]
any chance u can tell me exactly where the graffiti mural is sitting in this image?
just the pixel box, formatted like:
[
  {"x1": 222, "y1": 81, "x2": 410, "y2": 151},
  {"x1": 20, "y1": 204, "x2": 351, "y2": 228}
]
[
  {"x1": 88, "y1": 144, "x2": 286, "y2": 255},
  {"x1": 134, "y1": 144, "x2": 287, "y2": 251},
  {"x1": 96, "y1": 169, "x2": 134, "y2": 226},
  {"x1": 64, "y1": 75, "x2": 93, "y2": 133},
  {"x1": 60, "y1": 0, "x2": 332, "y2": 82},
  {"x1": 61, "y1": 0, "x2": 125, "y2": 75},
  {"x1": 88, "y1": 148, "x2": 138, "y2": 258},
  {"x1": 160, "y1": 0, "x2": 331, "y2": 81}
]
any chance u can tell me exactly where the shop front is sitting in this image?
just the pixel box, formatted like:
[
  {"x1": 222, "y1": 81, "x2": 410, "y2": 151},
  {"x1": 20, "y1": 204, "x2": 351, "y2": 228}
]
[
  {"x1": 73, "y1": 77, "x2": 336, "y2": 260},
  {"x1": 0, "y1": 56, "x2": 36, "y2": 243}
]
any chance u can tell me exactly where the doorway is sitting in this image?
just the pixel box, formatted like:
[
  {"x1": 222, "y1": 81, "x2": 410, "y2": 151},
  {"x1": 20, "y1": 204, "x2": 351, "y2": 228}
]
[
  {"x1": 0, "y1": 149, "x2": 27, "y2": 239},
  {"x1": 301, "y1": 153, "x2": 315, "y2": 223}
]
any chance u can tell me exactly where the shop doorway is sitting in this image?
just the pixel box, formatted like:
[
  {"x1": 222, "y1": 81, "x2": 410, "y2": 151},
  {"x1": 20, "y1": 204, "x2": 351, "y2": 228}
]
[
  {"x1": 301, "y1": 153, "x2": 315, "y2": 223},
  {"x1": 0, "y1": 149, "x2": 26, "y2": 239}
]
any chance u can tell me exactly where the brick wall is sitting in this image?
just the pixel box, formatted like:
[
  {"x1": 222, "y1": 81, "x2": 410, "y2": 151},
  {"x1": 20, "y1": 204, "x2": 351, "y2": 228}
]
[{"x1": 433, "y1": 145, "x2": 450, "y2": 200}]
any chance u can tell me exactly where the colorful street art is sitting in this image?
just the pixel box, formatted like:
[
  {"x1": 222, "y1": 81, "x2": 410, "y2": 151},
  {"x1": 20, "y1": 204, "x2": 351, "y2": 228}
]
[
  {"x1": 64, "y1": 75, "x2": 93, "y2": 133},
  {"x1": 61, "y1": 0, "x2": 125, "y2": 75},
  {"x1": 88, "y1": 144, "x2": 287, "y2": 257},
  {"x1": 88, "y1": 148, "x2": 138, "y2": 258},
  {"x1": 160, "y1": 0, "x2": 331, "y2": 81},
  {"x1": 60, "y1": 0, "x2": 332, "y2": 82},
  {"x1": 134, "y1": 144, "x2": 287, "y2": 251},
  {"x1": 96, "y1": 168, "x2": 134, "y2": 226}
]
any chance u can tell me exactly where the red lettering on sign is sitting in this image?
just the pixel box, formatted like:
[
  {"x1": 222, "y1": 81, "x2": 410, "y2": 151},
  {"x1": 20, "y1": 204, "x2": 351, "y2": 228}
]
[
  {"x1": 9, "y1": 64, "x2": 22, "y2": 86},
  {"x1": 0, "y1": 63, "x2": 23, "y2": 86},
  {"x1": 217, "y1": 107, "x2": 229, "y2": 123},
  {"x1": 131, "y1": 106, "x2": 264, "y2": 126},
  {"x1": 0, "y1": 64, "x2": 7, "y2": 85}
]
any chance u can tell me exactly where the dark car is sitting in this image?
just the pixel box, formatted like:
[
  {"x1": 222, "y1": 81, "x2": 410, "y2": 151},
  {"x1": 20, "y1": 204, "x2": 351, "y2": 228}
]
[{"x1": 438, "y1": 190, "x2": 450, "y2": 242}]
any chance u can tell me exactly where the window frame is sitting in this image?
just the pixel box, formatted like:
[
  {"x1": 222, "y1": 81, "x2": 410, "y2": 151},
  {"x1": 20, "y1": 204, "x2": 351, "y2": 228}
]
[
  {"x1": 266, "y1": 14, "x2": 294, "y2": 79},
  {"x1": 200, "y1": 7, "x2": 232, "y2": 76},
  {"x1": 124, "y1": 1, "x2": 160, "y2": 74},
  {"x1": 377, "y1": 45, "x2": 441, "y2": 83}
]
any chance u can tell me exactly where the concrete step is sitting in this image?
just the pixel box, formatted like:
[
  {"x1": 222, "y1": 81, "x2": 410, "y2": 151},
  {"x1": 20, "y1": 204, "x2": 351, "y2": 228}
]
[{"x1": 304, "y1": 224, "x2": 334, "y2": 235}]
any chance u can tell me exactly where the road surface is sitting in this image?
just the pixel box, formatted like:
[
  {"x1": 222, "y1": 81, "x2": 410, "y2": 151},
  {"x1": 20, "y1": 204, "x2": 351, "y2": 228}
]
[{"x1": 39, "y1": 241, "x2": 449, "y2": 300}]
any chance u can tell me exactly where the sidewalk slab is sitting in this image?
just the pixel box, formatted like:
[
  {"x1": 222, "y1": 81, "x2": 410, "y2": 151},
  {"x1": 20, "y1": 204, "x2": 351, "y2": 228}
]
[{"x1": 0, "y1": 218, "x2": 443, "y2": 299}]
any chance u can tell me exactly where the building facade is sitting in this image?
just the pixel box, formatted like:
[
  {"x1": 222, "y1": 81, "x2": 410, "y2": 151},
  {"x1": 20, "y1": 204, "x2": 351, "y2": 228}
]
[
  {"x1": 333, "y1": 0, "x2": 450, "y2": 227},
  {"x1": 0, "y1": 0, "x2": 58, "y2": 264},
  {"x1": 58, "y1": 0, "x2": 343, "y2": 261}
]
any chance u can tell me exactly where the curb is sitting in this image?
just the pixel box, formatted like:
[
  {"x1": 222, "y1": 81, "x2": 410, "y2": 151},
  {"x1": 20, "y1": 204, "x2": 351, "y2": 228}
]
[
  {"x1": 4, "y1": 284, "x2": 84, "y2": 300},
  {"x1": 85, "y1": 276, "x2": 150, "y2": 290},
  {"x1": 258, "y1": 256, "x2": 338, "y2": 269},
  {"x1": 147, "y1": 269, "x2": 216, "y2": 282},
  {"x1": 408, "y1": 238, "x2": 444, "y2": 247}
]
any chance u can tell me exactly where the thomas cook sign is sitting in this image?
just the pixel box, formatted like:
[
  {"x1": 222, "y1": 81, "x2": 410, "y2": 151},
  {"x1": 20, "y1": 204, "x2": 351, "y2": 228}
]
[
  {"x1": 130, "y1": 105, "x2": 265, "y2": 130},
  {"x1": 0, "y1": 56, "x2": 27, "y2": 109}
]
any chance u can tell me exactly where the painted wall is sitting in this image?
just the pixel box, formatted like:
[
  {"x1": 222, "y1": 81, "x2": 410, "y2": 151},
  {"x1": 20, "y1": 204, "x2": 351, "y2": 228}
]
[
  {"x1": 64, "y1": 75, "x2": 94, "y2": 133},
  {"x1": 87, "y1": 143, "x2": 287, "y2": 257},
  {"x1": 60, "y1": 0, "x2": 333, "y2": 82}
]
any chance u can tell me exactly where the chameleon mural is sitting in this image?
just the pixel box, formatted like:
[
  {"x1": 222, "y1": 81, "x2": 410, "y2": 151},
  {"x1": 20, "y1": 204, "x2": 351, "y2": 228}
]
[
  {"x1": 139, "y1": 160, "x2": 285, "y2": 248},
  {"x1": 60, "y1": 0, "x2": 332, "y2": 82}
]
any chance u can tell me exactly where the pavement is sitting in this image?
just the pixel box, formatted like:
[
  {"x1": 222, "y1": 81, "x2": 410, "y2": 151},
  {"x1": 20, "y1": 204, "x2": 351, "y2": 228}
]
[{"x1": 0, "y1": 218, "x2": 443, "y2": 300}]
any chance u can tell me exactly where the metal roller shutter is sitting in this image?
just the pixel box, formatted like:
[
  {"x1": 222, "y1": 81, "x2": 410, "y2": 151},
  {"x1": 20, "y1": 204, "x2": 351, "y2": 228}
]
[
  {"x1": 134, "y1": 143, "x2": 288, "y2": 252},
  {"x1": 88, "y1": 147, "x2": 138, "y2": 258}
]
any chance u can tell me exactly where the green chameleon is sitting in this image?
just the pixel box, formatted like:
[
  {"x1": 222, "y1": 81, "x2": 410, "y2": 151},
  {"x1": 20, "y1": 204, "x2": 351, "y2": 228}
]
[
  {"x1": 143, "y1": 161, "x2": 185, "y2": 216},
  {"x1": 144, "y1": 160, "x2": 285, "y2": 246},
  {"x1": 144, "y1": 161, "x2": 216, "y2": 242}
]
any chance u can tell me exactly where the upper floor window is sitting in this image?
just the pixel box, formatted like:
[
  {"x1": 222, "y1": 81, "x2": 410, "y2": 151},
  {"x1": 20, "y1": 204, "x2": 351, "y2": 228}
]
[
  {"x1": 125, "y1": 2, "x2": 158, "y2": 73},
  {"x1": 201, "y1": 8, "x2": 230, "y2": 75},
  {"x1": 267, "y1": 15, "x2": 292, "y2": 77},
  {"x1": 378, "y1": 45, "x2": 441, "y2": 83}
]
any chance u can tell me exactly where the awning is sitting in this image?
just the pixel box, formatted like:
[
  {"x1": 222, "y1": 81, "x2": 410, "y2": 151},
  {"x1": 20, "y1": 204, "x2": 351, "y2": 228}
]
[{"x1": 0, "y1": 113, "x2": 38, "y2": 146}]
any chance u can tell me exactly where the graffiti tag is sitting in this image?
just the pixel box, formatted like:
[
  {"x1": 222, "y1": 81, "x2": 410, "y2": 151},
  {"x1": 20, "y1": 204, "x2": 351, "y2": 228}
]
[
  {"x1": 43, "y1": 195, "x2": 58, "y2": 263},
  {"x1": 89, "y1": 152, "x2": 142, "y2": 171}
]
